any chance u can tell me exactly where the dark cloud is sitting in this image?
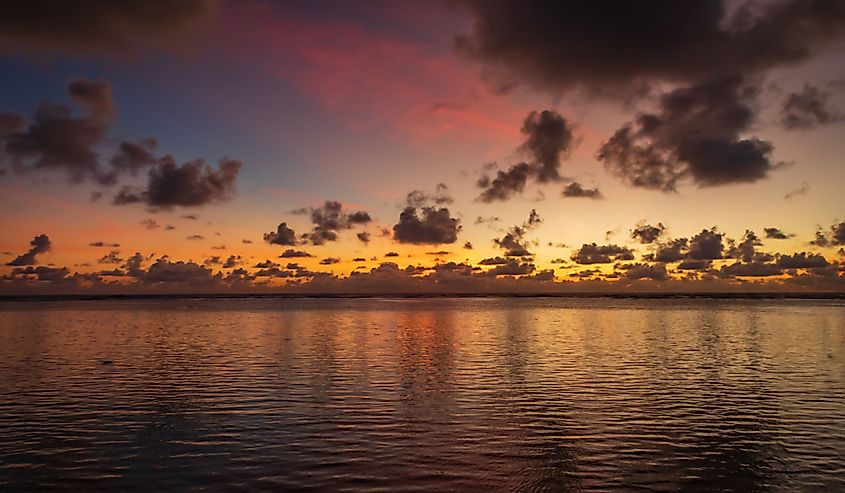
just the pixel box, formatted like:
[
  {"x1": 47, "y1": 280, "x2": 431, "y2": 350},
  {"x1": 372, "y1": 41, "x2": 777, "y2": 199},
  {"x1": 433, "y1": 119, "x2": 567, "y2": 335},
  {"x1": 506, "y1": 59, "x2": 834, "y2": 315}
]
[
  {"x1": 186, "y1": 235, "x2": 204, "y2": 240},
  {"x1": 384, "y1": 251, "x2": 400, "y2": 257},
  {"x1": 405, "y1": 183, "x2": 453, "y2": 207},
  {"x1": 1, "y1": 80, "x2": 115, "y2": 183},
  {"x1": 778, "y1": 252, "x2": 829, "y2": 269},
  {"x1": 287, "y1": 201, "x2": 372, "y2": 246},
  {"x1": 631, "y1": 223, "x2": 666, "y2": 244},
  {"x1": 7, "y1": 234, "x2": 51, "y2": 266},
  {"x1": 785, "y1": 182, "x2": 810, "y2": 200},
  {"x1": 618, "y1": 262, "x2": 668, "y2": 281},
  {"x1": 571, "y1": 243, "x2": 634, "y2": 264},
  {"x1": 98, "y1": 250, "x2": 122, "y2": 264},
  {"x1": 764, "y1": 227, "x2": 793, "y2": 239},
  {"x1": 264, "y1": 222, "x2": 299, "y2": 246},
  {"x1": 140, "y1": 258, "x2": 217, "y2": 285},
  {"x1": 89, "y1": 241, "x2": 120, "y2": 247},
  {"x1": 477, "y1": 110, "x2": 574, "y2": 201},
  {"x1": 222, "y1": 255, "x2": 243, "y2": 268},
  {"x1": 113, "y1": 157, "x2": 242, "y2": 208},
  {"x1": 598, "y1": 76, "x2": 778, "y2": 191},
  {"x1": 651, "y1": 238, "x2": 689, "y2": 262},
  {"x1": 478, "y1": 257, "x2": 509, "y2": 265},
  {"x1": 493, "y1": 209, "x2": 541, "y2": 257},
  {"x1": 254, "y1": 260, "x2": 280, "y2": 269},
  {"x1": 463, "y1": 241, "x2": 473, "y2": 250},
  {"x1": 319, "y1": 257, "x2": 340, "y2": 265},
  {"x1": 0, "y1": 1, "x2": 218, "y2": 58},
  {"x1": 108, "y1": 138, "x2": 158, "y2": 178},
  {"x1": 242, "y1": 239, "x2": 253, "y2": 244},
  {"x1": 10, "y1": 265, "x2": 69, "y2": 281},
  {"x1": 477, "y1": 162, "x2": 531, "y2": 202},
  {"x1": 357, "y1": 232, "x2": 370, "y2": 244},
  {"x1": 810, "y1": 220, "x2": 845, "y2": 247},
  {"x1": 718, "y1": 261, "x2": 783, "y2": 278},
  {"x1": 562, "y1": 182, "x2": 602, "y2": 199},
  {"x1": 393, "y1": 206, "x2": 461, "y2": 244},
  {"x1": 483, "y1": 259, "x2": 536, "y2": 276},
  {"x1": 456, "y1": 0, "x2": 845, "y2": 97},
  {"x1": 688, "y1": 228, "x2": 725, "y2": 260},
  {"x1": 677, "y1": 259, "x2": 712, "y2": 270},
  {"x1": 780, "y1": 84, "x2": 844, "y2": 129},
  {"x1": 279, "y1": 249, "x2": 313, "y2": 258}
]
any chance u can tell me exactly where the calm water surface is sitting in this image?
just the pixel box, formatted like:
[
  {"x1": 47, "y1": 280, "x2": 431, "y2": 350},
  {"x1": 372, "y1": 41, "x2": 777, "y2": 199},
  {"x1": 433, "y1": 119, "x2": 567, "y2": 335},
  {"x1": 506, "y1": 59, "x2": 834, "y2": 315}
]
[{"x1": 0, "y1": 297, "x2": 843, "y2": 492}]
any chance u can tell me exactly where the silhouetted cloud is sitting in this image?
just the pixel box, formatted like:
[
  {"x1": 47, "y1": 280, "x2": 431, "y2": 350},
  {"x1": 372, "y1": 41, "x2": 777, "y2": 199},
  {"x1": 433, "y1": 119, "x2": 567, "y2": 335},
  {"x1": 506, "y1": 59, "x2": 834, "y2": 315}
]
[
  {"x1": 98, "y1": 250, "x2": 122, "y2": 264},
  {"x1": 631, "y1": 223, "x2": 666, "y2": 244},
  {"x1": 778, "y1": 252, "x2": 829, "y2": 269},
  {"x1": 493, "y1": 209, "x2": 541, "y2": 256},
  {"x1": 688, "y1": 228, "x2": 725, "y2": 260},
  {"x1": 279, "y1": 249, "x2": 312, "y2": 258},
  {"x1": 140, "y1": 258, "x2": 217, "y2": 285},
  {"x1": 785, "y1": 182, "x2": 810, "y2": 200},
  {"x1": 764, "y1": 227, "x2": 793, "y2": 239},
  {"x1": 456, "y1": 0, "x2": 845, "y2": 97},
  {"x1": 287, "y1": 201, "x2": 373, "y2": 246},
  {"x1": 562, "y1": 182, "x2": 602, "y2": 199},
  {"x1": 618, "y1": 262, "x2": 668, "y2": 281},
  {"x1": 405, "y1": 183, "x2": 453, "y2": 207},
  {"x1": 571, "y1": 243, "x2": 634, "y2": 264},
  {"x1": 780, "y1": 85, "x2": 844, "y2": 129},
  {"x1": 598, "y1": 76, "x2": 778, "y2": 191},
  {"x1": 113, "y1": 157, "x2": 242, "y2": 208},
  {"x1": 264, "y1": 222, "x2": 299, "y2": 246},
  {"x1": 384, "y1": 251, "x2": 399, "y2": 257},
  {"x1": 186, "y1": 235, "x2": 204, "y2": 240},
  {"x1": 810, "y1": 220, "x2": 845, "y2": 247},
  {"x1": 1, "y1": 80, "x2": 115, "y2": 183},
  {"x1": 7, "y1": 234, "x2": 51, "y2": 266},
  {"x1": 357, "y1": 232, "x2": 370, "y2": 244},
  {"x1": 393, "y1": 206, "x2": 461, "y2": 244},
  {"x1": 477, "y1": 110, "x2": 574, "y2": 201},
  {"x1": 484, "y1": 259, "x2": 536, "y2": 276},
  {"x1": 0, "y1": 1, "x2": 218, "y2": 58},
  {"x1": 89, "y1": 241, "x2": 120, "y2": 247},
  {"x1": 319, "y1": 257, "x2": 340, "y2": 265},
  {"x1": 478, "y1": 257, "x2": 509, "y2": 265}
]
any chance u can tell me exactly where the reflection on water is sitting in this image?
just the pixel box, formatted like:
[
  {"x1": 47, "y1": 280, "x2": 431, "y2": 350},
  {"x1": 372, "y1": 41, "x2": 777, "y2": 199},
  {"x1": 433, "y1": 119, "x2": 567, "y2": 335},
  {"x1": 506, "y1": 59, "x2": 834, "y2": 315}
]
[{"x1": 0, "y1": 297, "x2": 843, "y2": 491}]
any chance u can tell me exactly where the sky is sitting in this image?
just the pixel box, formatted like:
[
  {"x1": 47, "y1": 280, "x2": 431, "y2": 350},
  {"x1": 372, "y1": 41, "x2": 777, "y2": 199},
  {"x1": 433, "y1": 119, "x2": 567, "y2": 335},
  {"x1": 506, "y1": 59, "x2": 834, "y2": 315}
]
[{"x1": 1, "y1": 0, "x2": 844, "y2": 294}]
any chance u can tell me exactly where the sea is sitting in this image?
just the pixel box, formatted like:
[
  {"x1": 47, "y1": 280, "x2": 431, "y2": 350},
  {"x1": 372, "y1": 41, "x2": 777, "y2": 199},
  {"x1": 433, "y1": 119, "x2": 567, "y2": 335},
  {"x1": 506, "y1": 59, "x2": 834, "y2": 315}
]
[{"x1": 0, "y1": 296, "x2": 843, "y2": 491}]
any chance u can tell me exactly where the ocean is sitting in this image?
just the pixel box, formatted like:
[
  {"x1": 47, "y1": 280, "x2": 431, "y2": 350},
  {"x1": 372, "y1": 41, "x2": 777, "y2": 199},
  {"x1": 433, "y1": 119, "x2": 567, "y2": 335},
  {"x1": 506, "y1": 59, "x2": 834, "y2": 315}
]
[{"x1": 1, "y1": 297, "x2": 843, "y2": 491}]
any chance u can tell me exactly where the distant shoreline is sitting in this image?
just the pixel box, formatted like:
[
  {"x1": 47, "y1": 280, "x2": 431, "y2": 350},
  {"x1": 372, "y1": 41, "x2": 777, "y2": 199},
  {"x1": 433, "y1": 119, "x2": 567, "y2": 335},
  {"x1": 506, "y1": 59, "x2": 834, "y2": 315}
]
[{"x1": 0, "y1": 292, "x2": 843, "y2": 302}]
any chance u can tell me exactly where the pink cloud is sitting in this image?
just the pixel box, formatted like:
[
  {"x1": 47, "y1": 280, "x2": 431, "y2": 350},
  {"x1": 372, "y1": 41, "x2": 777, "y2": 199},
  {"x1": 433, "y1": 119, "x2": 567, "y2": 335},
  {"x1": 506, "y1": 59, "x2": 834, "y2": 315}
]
[{"x1": 220, "y1": 4, "x2": 527, "y2": 147}]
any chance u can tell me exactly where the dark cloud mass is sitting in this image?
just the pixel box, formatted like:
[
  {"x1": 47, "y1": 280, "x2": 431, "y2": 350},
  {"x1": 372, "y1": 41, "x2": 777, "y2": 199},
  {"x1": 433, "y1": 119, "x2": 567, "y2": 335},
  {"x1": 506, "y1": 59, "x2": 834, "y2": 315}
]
[
  {"x1": 493, "y1": 209, "x2": 541, "y2": 257},
  {"x1": 279, "y1": 249, "x2": 313, "y2": 258},
  {"x1": 764, "y1": 227, "x2": 793, "y2": 239},
  {"x1": 477, "y1": 110, "x2": 574, "y2": 201},
  {"x1": 286, "y1": 201, "x2": 373, "y2": 246},
  {"x1": 562, "y1": 182, "x2": 602, "y2": 199},
  {"x1": 0, "y1": 1, "x2": 218, "y2": 57},
  {"x1": 457, "y1": 0, "x2": 845, "y2": 97},
  {"x1": 393, "y1": 206, "x2": 461, "y2": 244},
  {"x1": 780, "y1": 85, "x2": 844, "y2": 129},
  {"x1": 1, "y1": 80, "x2": 115, "y2": 183},
  {"x1": 7, "y1": 234, "x2": 51, "y2": 266},
  {"x1": 598, "y1": 76, "x2": 778, "y2": 191},
  {"x1": 113, "y1": 157, "x2": 242, "y2": 208},
  {"x1": 571, "y1": 243, "x2": 634, "y2": 264},
  {"x1": 264, "y1": 223, "x2": 299, "y2": 246},
  {"x1": 631, "y1": 223, "x2": 666, "y2": 244}
]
